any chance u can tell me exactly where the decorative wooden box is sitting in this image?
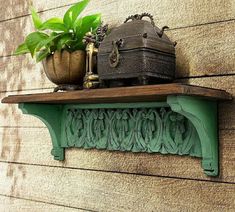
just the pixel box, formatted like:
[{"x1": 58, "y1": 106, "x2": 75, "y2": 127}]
[
  {"x1": 97, "y1": 13, "x2": 176, "y2": 86},
  {"x1": 2, "y1": 84, "x2": 232, "y2": 177}
]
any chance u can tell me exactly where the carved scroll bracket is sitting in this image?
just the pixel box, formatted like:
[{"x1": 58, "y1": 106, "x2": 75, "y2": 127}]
[
  {"x1": 19, "y1": 103, "x2": 64, "y2": 161},
  {"x1": 167, "y1": 96, "x2": 218, "y2": 176},
  {"x1": 19, "y1": 95, "x2": 219, "y2": 176}
]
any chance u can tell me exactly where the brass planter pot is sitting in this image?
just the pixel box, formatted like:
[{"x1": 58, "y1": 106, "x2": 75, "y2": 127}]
[{"x1": 43, "y1": 50, "x2": 86, "y2": 91}]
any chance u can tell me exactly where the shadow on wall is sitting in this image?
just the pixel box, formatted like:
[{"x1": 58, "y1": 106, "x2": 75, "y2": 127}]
[
  {"x1": 0, "y1": 0, "x2": 30, "y2": 199},
  {"x1": 0, "y1": 0, "x2": 51, "y2": 92}
]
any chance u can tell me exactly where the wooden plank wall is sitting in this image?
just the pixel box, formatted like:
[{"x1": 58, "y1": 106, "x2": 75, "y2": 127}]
[{"x1": 0, "y1": 0, "x2": 234, "y2": 211}]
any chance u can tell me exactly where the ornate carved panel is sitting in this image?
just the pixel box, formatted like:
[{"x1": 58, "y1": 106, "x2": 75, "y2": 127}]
[{"x1": 63, "y1": 107, "x2": 202, "y2": 157}]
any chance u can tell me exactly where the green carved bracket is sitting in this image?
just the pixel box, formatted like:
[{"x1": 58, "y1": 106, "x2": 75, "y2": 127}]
[
  {"x1": 19, "y1": 104, "x2": 65, "y2": 161},
  {"x1": 19, "y1": 95, "x2": 219, "y2": 176},
  {"x1": 167, "y1": 96, "x2": 218, "y2": 176}
]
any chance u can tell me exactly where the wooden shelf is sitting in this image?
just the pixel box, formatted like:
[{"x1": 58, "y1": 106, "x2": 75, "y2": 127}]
[
  {"x1": 1, "y1": 83, "x2": 232, "y2": 104},
  {"x1": 1, "y1": 83, "x2": 232, "y2": 177}
]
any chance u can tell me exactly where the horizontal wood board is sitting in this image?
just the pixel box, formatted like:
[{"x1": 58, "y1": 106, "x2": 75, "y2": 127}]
[
  {"x1": 0, "y1": 162, "x2": 234, "y2": 211},
  {"x1": 0, "y1": 20, "x2": 234, "y2": 91},
  {"x1": 0, "y1": 128, "x2": 234, "y2": 183},
  {"x1": 0, "y1": 76, "x2": 234, "y2": 129},
  {"x1": 0, "y1": 195, "x2": 82, "y2": 212},
  {"x1": 1, "y1": 0, "x2": 235, "y2": 210},
  {"x1": 1, "y1": 0, "x2": 235, "y2": 31},
  {"x1": 0, "y1": 3, "x2": 234, "y2": 93},
  {"x1": 1, "y1": 84, "x2": 231, "y2": 104}
]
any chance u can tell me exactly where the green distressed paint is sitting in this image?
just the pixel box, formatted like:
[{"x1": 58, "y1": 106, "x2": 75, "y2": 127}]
[
  {"x1": 61, "y1": 107, "x2": 201, "y2": 156},
  {"x1": 19, "y1": 103, "x2": 65, "y2": 161},
  {"x1": 167, "y1": 96, "x2": 218, "y2": 176},
  {"x1": 18, "y1": 96, "x2": 219, "y2": 176}
]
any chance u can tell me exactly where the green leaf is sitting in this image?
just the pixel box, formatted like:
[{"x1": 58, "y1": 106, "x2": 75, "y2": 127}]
[
  {"x1": 70, "y1": 40, "x2": 85, "y2": 51},
  {"x1": 36, "y1": 33, "x2": 62, "y2": 51},
  {"x1": 14, "y1": 42, "x2": 30, "y2": 55},
  {"x1": 56, "y1": 33, "x2": 74, "y2": 50},
  {"x1": 39, "y1": 18, "x2": 67, "y2": 31},
  {"x1": 50, "y1": 32, "x2": 59, "y2": 37},
  {"x1": 36, "y1": 49, "x2": 50, "y2": 62},
  {"x1": 63, "y1": 0, "x2": 90, "y2": 29},
  {"x1": 73, "y1": 18, "x2": 82, "y2": 32},
  {"x1": 75, "y1": 14, "x2": 101, "y2": 40},
  {"x1": 25, "y1": 32, "x2": 49, "y2": 57},
  {"x1": 30, "y1": 7, "x2": 43, "y2": 29}
]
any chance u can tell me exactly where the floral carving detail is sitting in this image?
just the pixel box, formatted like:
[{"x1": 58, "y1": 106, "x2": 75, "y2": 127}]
[{"x1": 63, "y1": 107, "x2": 202, "y2": 157}]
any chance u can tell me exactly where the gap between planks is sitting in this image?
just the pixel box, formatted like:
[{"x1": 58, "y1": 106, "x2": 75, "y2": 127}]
[
  {"x1": 0, "y1": 161, "x2": 234, "y2": 211},
  {"x1": 0, "y1": 160, "x2": 234, "y2": 186},
  {"x1": 1, "y1": 19, "x2": 235, "y2": 59},
  {"x1": 0, "y1": 3, "x2": 75, "y2": 24},
  {"x1": 0, "y1": 127, "x2": 233, "y2": 182},
  {"x1": 168, "y1": 18, "x2": 235, "y2": 31},
  {"x1": 0, "y1": 193, "x2": 93, "y2": 212},
  {"x1": 0, "y1": 1, "x2": 234, "y2": 31},
  {"x1": 0, "y1": 73, "x2": 235, "y2": 94}
]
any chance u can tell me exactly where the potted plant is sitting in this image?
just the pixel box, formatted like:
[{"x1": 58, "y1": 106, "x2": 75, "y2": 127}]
[{"x1": 14, "y1": 0, "x2": 101, "y2": 91}]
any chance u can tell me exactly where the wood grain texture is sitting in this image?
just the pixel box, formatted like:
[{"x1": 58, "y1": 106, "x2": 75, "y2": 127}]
[
  {"x1": 1, "y1": 0, "x2": 234, "y2": 28},
  {"x1": 0, "y1": 1, "x2": 117, "y2": 57},
  {"x1": 1, "y1": 1, "x2": 235, "y2": 211},
  {"x1": 0, "y1": 7, "x2": 66, "y2": 57},
  {"x1": 0, "y1": 89, "x2": 51, "y2": 128},
  {"x1": 1, "y1": 76, "x2": 234, "y2": 129},
  {"x1": 179, "y1": 76, "x2": 235, "y2": 130},
  {"x1": 1, "y1": 21, "x2": 234, "y2": 92},
  {"x1": 0, "y1": 162, "x2": 234, "y2": 212},
  {"x1": 0, "y1": 55, "x2": 54, "y2": 92},
  {"x1": 2, "y1": 83, "x2": 231, "y2": 104},
  {"x1": 0, "y1": 0, "x2": 77, "y2": 21},
  {"x1": 116, "y1": 0, "x2": 235, "y2": 28},
  {"x1": 169, "y1": 20, "x2": 235, "y2": 77},
  {"x1": 0, "y1": 195, "x2": 82, "y2": 212},
  {"x1": 0, "y1": 128, "x2": 234, "y2": 183}
]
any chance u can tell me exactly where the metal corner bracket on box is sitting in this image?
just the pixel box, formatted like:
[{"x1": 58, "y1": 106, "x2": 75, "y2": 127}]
[{"x1": 19, "y1": 95, "x2": 218, "y2": 177}]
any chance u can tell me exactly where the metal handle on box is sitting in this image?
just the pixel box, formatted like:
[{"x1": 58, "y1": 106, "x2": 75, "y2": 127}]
[{"x1": 109, "y1": 39, "x2": 124, "y2": 68}]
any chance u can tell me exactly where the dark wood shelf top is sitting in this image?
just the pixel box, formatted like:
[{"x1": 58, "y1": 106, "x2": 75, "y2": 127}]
[{"x1": 1, "y1": 83, "x2": 232, "y2": 104}]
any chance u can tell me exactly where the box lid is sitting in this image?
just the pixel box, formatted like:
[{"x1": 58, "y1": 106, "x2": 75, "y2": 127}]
[{"x1": 99, "y1": 14, "x2": 175, "y2": 55}]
